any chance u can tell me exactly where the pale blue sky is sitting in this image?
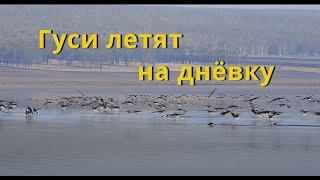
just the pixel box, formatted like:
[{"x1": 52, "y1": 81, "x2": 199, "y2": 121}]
[{"x1": 175, "y1": 5, "x2": 320, "y2": 10}]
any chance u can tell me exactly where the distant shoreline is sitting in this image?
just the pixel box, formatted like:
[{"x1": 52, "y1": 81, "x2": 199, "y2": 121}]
[
  {"x1": 246, "y1": 55, "x2": 320, "y2": 60},
  {"x1": 0, "y1": 64, "x2": 138, "y2": 73},
  {"x1": 0, "y1": 62, "x2": 319, "y2": 74}
]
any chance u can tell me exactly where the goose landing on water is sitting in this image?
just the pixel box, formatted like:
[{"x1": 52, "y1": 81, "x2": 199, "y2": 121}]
[
  {"x1": 162, "y1": 109, "x2": 187, "y2": 118},
  {"x1": 26, "y1": 107, "x2": 39, "y2": 117},
  {"x1": 208, "y1": 121, "x2": 215, "y2": 127}
]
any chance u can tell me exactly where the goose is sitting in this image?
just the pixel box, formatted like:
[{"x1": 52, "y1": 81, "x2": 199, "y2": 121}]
[
  {"x1": 90, "y1": 105, "x2": 100, "y2": 112},
  {"x1": 246, "y1": 96, "x2": 260, "y2": 102},
  {"x1": 299, "y1": 95, "x2": 315, "y2": 102},
  {"x1": 43, "y1": 99, "x2": 55, "y2": 106},
  {"x1": 268, "y1": 97, "x2": 285, "y2": 104},
  {"x1": 278, "y1": 103, "x2": 291, "y2": 108},
  {"x1": 163, "y1": 109, "x2": 187, "y2": 118},
  {"x1": 26, "y1": 107, "x2": 39, "y2": 116},
  {"x1": 231, "y1": 112, "x2": 240, "y2": 119},
  {"x1": 221, "y1": 110, "x2": 232, "y2": 116},
  {"x1": 107, "y1": 104, "x2": 120, "y2": 111},
  {"x1": 206, "y1": 109, "x2": 216, "y2": 115},
  {"x1": 208, "y1": 121, "x2": 215, "y2": 127},
  {"x1": 251, "y1": 108, "x2": 265, "y2": 117},
  {"x1": 0, "y1": 104, "x2": 7, "y2": 110},
  {"x1": 298, "y1": 109, "x2": 309, "y2": 116},
  {"x1": 208, "y1": 89, "x2": 217, "y2": 97},
  {"x1": 226, "y1": 105, "x2": 241, "y2": 110},
  {"x1": 8, "y1": 102, "x2": 17, "y2": 108},
  {"x1": 151, "y1": 109, "x2": 166, "y2": 114},
  {"x1": 58, "y1": 101, "x2": 73, "y2": 110},
  {"x1": 313, "y1": 111, "x2": 320, "y2": 116},
  {"x1": 126, "y1": 109, "x2": 141, "y2": 114},
  {"x1": 267, "y1": 111, "x2": 282, "y2": 120},
  {"x1": 122, "y1": 100, "x2": 135, "y2": 105}
]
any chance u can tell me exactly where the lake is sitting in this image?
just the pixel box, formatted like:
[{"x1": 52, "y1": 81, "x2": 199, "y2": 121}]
[{"x1": 1, "y1": 67, "x2": 320, "y2": 175}]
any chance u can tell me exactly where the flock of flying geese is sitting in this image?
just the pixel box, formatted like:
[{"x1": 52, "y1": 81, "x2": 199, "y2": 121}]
[{"x1": 1, "y1": 89, "x2": 320, "y2": 127}]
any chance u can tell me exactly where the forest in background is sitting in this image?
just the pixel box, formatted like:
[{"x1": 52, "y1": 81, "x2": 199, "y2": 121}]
[{"x1": 0, "y1": 5, "x2": 320, "y2": 68}]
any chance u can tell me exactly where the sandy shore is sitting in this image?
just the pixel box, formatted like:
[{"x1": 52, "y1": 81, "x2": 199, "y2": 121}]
[{"x1": 0, "y1": 65, "x2": 320, "y2": 101}]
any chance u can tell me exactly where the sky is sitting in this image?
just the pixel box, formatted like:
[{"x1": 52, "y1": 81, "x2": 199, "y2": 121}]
[{"x1": 177, "y1": 5, "x2": 320, "y2": 11}]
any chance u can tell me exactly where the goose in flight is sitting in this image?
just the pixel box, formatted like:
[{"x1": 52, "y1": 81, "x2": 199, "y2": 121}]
[
  {"x1": 26, "y1": 107, "x2": 40, "y2": 116},
  {"x1": 208, "y1": 121, "x2": 215, "y2": 127}
]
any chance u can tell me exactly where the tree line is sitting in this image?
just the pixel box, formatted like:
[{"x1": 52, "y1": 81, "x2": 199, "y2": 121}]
[{"x1": 1, "y1": 6, "x2": 320, "y2": 67}]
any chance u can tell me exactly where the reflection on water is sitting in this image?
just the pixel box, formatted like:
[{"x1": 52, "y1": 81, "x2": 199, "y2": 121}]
[{"x1": 1, "y1": 111, "x2": 320, "y2": 175}]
